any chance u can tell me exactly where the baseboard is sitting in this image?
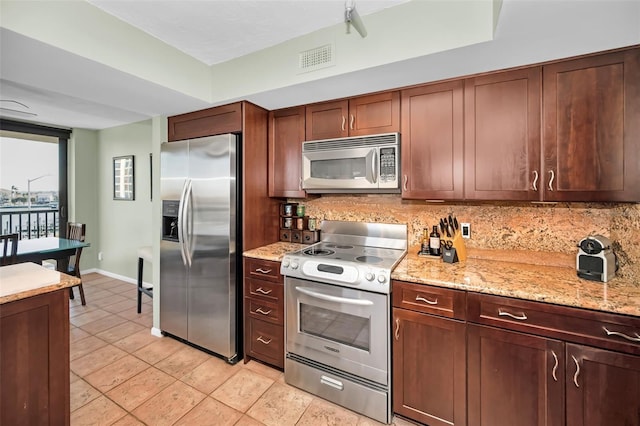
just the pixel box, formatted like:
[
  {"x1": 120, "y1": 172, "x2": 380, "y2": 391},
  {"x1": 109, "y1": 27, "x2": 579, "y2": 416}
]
[{"x1": 86, "y1": 268, "x2": 152, "y2": 288}]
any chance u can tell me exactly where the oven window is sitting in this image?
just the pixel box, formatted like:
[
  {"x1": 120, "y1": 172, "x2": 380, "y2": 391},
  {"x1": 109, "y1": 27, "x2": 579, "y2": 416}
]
[
  {"x1": 310, "y1": 157, "x2": 367, "y2": 180},
  {"x1": 300, "y1": 303, "x2": 370, "y2": 351}
]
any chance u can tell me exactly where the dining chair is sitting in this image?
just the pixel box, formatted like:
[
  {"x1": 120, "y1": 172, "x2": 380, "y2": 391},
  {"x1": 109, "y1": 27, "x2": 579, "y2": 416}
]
[
  {"x1": 0, "y1": 233, "x2": 19, "y2": 266},
  {"x1": 65, "y1": 222, "x2": 87, "y2": 305}
]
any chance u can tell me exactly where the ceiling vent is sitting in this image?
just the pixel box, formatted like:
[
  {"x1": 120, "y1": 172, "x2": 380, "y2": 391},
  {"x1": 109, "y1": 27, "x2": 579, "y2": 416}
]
[{"x1": 298, "y1": 44, "x2": 335, "y2": 74}]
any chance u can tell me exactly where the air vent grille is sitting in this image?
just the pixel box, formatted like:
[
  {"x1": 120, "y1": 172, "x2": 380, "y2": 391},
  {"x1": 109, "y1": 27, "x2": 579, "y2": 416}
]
[
  {"x1": 303, "y1": 133, "x2": 399, "y2": 152},
  {"x1": 298, "y1": 44, "x2": 334, "y2": 73}
]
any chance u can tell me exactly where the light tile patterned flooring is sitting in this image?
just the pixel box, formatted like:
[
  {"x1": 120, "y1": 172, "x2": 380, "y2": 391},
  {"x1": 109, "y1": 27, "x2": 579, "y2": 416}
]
[{"x1": 70, "y1": 273, "x2": 416, "y2": 426}]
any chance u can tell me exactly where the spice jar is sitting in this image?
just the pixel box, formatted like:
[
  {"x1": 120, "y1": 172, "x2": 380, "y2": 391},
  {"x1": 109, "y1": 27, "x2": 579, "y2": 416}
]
[
  {"x1": 296, "y1": 204, "x2": 305, "y2": 217},
  {"x1": 308, "y1": 218, "x2": 317, "y2": 231}
]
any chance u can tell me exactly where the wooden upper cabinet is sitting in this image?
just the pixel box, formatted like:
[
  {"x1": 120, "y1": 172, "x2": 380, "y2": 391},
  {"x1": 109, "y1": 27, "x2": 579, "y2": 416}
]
[
  {"x1": 464, "y1": 68, "x2": 542, "y2": 201},
  {"x1": 543, "y1": 49, "x2": 640, "y2": 202},
  {"x1": 168, "y1": 102, "x2": 242, "y2": 141},
  {"x1": 305, "y1": 91, "x2": 400, "y2": 140},
  {"x1": 268, "y1": 106, "x2": 306, "y2": 198},
  {"x1": 401, "y1": 81, "x2": 464, "y2": 200}
]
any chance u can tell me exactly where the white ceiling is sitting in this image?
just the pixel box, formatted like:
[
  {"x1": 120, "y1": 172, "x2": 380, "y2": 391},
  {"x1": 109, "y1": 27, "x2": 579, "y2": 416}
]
[{"x1": 0, "y1": 0, "x2": 639, "y2": 131}]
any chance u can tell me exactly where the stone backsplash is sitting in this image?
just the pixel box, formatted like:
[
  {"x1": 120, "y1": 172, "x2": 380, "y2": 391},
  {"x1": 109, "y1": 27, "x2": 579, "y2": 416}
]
[{"x1": 288, "y1": 195, "x2": 640, "y2": 283}]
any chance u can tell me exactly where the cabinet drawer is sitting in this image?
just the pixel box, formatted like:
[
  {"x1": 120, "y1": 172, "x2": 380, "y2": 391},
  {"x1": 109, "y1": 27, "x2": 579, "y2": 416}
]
[
  {"x1": 467, "y1": 292, "x2": 640, "y2": 355},
  {"x1": 245, "y1": 278, "x2": 283, "y2": 303},
  {"x1": 245, "y1": 258, "x2": 281, "y2": 283},
  {"x1": 246, "y1": 298, "x2": 283, "y2": 325},
  {"x1": 392, "y1": 280, "x2": 466, "y2": 320},
  {"x1": 246, "y1": 318, "x2": 284, "y2": 368}
]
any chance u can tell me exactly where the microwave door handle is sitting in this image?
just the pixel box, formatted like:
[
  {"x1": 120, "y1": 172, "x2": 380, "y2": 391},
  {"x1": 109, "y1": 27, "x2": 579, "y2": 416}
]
[
  {"x1": 296, "y1": 287, "x2": 374, "y2": 306},
  {"x1": 372, "y1": 149, "x2": 378, "y2": 184}
]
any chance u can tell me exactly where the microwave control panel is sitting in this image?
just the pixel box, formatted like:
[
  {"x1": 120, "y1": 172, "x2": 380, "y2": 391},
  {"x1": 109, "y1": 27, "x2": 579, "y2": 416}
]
[{"x1": 379, "y1": 147, "x2": 397, "y2": 182}]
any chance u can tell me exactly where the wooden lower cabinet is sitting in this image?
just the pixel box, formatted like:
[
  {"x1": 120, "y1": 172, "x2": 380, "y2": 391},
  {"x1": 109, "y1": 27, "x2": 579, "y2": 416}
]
[
  {"x1": 0, "y1": 289, "x2": 70, "y2": 426},
  {"x1": 566, "y1": 343, "x2": 640, "y2": 426},
  {"x1": 243, "y1": 258, "x2": 284, "y2": 369},
  {"x1": 393, "y1": 308, "x2": 466, "y2": 426},
  {"x1": 467, "y1": 324, "x2": 565, "y2": 426}
]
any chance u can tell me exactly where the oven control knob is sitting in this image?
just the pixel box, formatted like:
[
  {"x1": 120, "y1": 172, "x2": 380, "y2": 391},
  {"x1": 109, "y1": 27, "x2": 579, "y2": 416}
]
[
  {"x1": 291, "y1": 261, "x2": 299, "y2": 270},
  {"x1": 377, "y1": 275, "x2": 387, "y2": 283},
  {"x1": 365, "y1": 272, "x2": 375, "y2": 281},
  {"x1": 282, "y1": 258, "x2": 290, "y2": 268}
]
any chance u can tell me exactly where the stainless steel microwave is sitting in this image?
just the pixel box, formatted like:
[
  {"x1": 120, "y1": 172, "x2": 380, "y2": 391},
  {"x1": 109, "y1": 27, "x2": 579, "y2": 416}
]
[{"x1": 302, "y1": 133, "x2": 400, "y2": 193}]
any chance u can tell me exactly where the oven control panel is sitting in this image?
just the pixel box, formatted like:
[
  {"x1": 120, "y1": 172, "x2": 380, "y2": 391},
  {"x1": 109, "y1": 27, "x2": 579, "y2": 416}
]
[{"x1": 281, "y1": 256, "x2": 391, "y2": 293}]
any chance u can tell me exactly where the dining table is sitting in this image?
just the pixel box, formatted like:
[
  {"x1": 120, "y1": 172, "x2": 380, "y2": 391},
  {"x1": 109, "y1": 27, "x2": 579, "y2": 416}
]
[{"x1": 1, "y1": 237, "x2": 90, "y2": 270}]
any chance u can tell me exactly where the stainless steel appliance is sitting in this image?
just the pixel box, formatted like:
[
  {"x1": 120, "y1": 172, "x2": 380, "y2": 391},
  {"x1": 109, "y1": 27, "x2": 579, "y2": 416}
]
[
  {"x1": 302, "y1": 133, "x2": 400, "y2": 193},
  {"x1": 160, "y1": 134, "x2": 240, "y2": 363},
  {"x1": 281, "y1": 220, "x2": 407, "y2": 424},
  {"x1": 576, "y1": 235, "x2": 618, "y2": 282}
]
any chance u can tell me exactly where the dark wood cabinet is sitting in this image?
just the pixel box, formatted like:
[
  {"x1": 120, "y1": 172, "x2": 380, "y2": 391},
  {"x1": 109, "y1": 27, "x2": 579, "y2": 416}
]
[
  {"x1": 542, "y1": 49, "x2": 640, "y2": 202},
  {"x1": 1, "y1": 290, "x2": 70, "y2": 426},
  {"x1": 400, "y1": 80, "x2": 464, "y2": 200},
  {"x1": 464, "y1": 67, "x2": 542, "y2": 201},
  {"x1": 305, "y1": 91, "x2": 400, "y2": 140},
  {"x1": 243, "y1": 258, "x2": 284, "y2": 369},
  {"x1": 467, "y1": 324, "x2": 565, "y2": 426},
  {"x1": 168, "y1": 102, "x2": 242, "y2": 141},
  {"x1": 392, "y1": 281, "x2": 466, "y2": 426},
  {"x1": 268, "y1": 106, "x2": 306, "y2": 198},
  {"x1": 565, "y1": 343, "x2": 640, "y2": 426}
]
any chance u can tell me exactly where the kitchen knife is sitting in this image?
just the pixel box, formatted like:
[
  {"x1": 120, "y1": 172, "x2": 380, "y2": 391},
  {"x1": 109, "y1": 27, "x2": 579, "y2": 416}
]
[{"x1": 453, "y1": 217, "x2": 459, "y2": 232}]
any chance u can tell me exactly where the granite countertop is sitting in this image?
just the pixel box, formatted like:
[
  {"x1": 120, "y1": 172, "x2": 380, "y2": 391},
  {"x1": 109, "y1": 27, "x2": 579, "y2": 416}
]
[
  {"x1": 0, "y1": 262, "x2": 81, "y2": 304},
  {"x1": 243, "y1": 242, "x2": 306, "y2": 262},
  {"x1": 244, "y1": 242, "x2": 640, "y2": 317}
]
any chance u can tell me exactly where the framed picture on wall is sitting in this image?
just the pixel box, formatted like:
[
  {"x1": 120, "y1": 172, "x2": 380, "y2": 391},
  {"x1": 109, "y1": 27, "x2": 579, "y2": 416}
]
[{"x1": 113, "y1": 155, "x2": 135, "y2": 200}]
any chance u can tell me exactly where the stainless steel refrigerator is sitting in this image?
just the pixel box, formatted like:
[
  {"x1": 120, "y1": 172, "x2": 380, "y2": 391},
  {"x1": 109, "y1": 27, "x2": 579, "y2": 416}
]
[{"x1": 160, "y1": 134, "x2": 240, "y2": 363}]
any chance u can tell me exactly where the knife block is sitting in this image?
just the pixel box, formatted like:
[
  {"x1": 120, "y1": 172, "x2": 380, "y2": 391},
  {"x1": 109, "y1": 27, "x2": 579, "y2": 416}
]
[{"x1": 442, "y1": 234, "x2": 467, "y2": 262}]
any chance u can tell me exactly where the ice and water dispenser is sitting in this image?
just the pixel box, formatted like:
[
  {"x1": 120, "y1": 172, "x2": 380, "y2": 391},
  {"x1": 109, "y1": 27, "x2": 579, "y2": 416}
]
[{"x1": 162, "y1": 200, "x2": 180, "y2": 241}]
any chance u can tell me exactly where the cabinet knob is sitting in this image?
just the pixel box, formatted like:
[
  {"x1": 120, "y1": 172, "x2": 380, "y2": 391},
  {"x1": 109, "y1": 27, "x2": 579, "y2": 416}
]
[
  {"x1": 571, "y1": 355, "x2": 580, "y2": 388},
  {"x1": 532, "y1": 170, "x2": 539, "y2": 191},
  {"x1": 548, "y1": 170, "x2": 555, "y2": 191},
  {"x1": 350, "y1": 114, "x2": 355, "y2": 130},
  {"x1": 403, "y1": 175, "x2": 408, "y2": 191},
  {"x1": 551, "y1": 350, "x2": 558, "y2": 382},
  {"x1": 341, "y1": 116, "x2": 346, "y2": 131}
]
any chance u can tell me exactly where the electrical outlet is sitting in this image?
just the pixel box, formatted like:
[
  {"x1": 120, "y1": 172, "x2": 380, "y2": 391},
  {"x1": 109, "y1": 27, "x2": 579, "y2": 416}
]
[
  {"x1": 98, "y1": 252, "x2": 103, "y2": 261},
  {"x1": 461, "y1": 223, "x2": 471, "y2": 239}
]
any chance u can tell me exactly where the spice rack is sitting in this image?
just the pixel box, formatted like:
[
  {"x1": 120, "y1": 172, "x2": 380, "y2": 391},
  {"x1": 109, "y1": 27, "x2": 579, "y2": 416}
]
[{"x1": 279, "y1": 203, "x2": 320, "y2": 244}]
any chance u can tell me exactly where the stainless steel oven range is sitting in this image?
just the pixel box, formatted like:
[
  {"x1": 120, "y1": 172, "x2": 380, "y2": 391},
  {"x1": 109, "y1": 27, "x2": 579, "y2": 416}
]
[{"x1": 281, "y1": 220, "x2": 407, "y2": 424}]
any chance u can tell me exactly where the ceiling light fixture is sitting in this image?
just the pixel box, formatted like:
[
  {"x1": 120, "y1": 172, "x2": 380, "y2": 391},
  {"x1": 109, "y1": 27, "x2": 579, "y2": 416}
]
[{"x1": 345, "y1": 0, "x2": 367, "y2": 38}]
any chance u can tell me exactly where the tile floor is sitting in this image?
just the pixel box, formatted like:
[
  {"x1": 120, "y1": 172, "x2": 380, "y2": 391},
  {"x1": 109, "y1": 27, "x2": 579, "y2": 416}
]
[{"x1": 69, "y1": 273, "x2": 416, "y2": 426}]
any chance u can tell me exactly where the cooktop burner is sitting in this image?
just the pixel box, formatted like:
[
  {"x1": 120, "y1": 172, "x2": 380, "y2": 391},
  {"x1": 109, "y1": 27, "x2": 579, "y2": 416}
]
[
  {"x1": 356, "y1": 255, "x2": 383, "y2": 264},
  {"x1": 325, "y1": 244, "x2": 354, "y2": 250},
  {"x1": 303, "y1": 248, "x2": 335, "y2": 256}
]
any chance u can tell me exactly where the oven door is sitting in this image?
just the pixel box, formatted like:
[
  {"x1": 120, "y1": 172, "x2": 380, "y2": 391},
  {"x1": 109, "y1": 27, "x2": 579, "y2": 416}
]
[
  {"x1": 302, "y1": 147, "x2": 378, "y2": 191},
  {"x1": 285, "y1": 277, "x2": 389, "y2": 385}
]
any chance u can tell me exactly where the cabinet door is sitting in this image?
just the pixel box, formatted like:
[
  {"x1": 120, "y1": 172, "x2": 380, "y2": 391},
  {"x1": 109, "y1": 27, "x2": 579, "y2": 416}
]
[
  {"x1": 168, "y1": 102, "x2": 242, "y2": 141},
  {"x1": 543, "y1": 49, "x2": 640, "y2": 201},
  {"x1": 349, "y1": 91, "x2": 400, "y2": 137},
  {"x1": 467, "y1": 324, "x2": 564, "y2": 426},
  {"x1": 566, "y1": 343, "x2": 640, "y2": 426},
  {"x1": 305, "y1": 100, "x2": 348, "y2": 140},
  {"x1": 393, "y1": 308, "x2": 466, "y2": 426},
  {"x1": 401, "y1": 81, "x2": 463, "y2": 199},
  {"x1": 268, "y1": 107, "x2": 306, "y2": 198},
  {"x1": 465, "y1": 68, "x2": 542, "y2": 200}
]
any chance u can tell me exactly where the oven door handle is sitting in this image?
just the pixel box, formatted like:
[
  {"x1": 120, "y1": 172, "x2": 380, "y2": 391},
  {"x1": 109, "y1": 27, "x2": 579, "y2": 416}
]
[{"x1": 296, "y1": 287, "x2": 374, "y2": 306}]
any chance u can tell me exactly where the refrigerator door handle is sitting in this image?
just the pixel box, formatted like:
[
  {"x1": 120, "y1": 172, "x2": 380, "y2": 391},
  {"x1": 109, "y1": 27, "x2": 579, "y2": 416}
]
[
  {"x1": 177, "y1": 179, "x2": 189, "y2": 266},
  {"x1": 184, "y1": 179, "x2": 194, "y2": 267}
]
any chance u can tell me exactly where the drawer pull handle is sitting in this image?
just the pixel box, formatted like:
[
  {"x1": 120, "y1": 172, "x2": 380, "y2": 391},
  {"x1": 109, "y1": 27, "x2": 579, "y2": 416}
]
[
  {"x1": 255, "y1": 307, "x2": 272, "y2": 315},
  {"x1": 602, "y1": 326, "x2": 640, "y2": 342},
  {"x1": 548, "y1": 170, "x2": 555, "y2": 191},
  {"x1": 551, "y1": 350, "x2": 558, "y2": 382},
  {"x1": 257, "y1": 336, "x2": 272, "y2": 345},
  {"x1": 321, "y1": 375, "x2": 344, "y2": 391},
  {"x1": 572, "y1": 355, "x2": 580, "y2": 388},
  {"x1": 532, "y1": 170, "x2": 539, "y2": 191},
  {"x1": 416, "y1": 295, "x2": 438, "y2": 305},
  {"x1": 255, "y1": 287, "x2": 273, "y2": 295},
  {"x1": 341, "y1": 116, "x2": 346, "y2": 131},
  {"x1": 255, "y1": 268, "x2": 272, "y2": 274},
  {"x1": 498, "y1": 309, "x2": 527, "y2": 321},
  {"x1": 394, "y1": 318, "x2": 400, "y2": 341}
]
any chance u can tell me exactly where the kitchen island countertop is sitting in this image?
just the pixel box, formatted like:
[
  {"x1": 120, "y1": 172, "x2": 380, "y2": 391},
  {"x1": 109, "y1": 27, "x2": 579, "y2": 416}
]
[
  {"x1": 244, "y1": 243, "x2": 640, "y2": 317},
  {"x1": 0, "y1": 262, "x2": 81, "y2": 304}
]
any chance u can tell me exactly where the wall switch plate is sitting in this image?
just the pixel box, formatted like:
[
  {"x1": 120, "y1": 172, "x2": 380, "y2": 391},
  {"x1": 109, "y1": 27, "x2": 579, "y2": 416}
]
[
  {"x1": 98, "y1": 252, "x2": 103, "y2": 261},
  {"x1": 461, "y1": 223, "x2": 471, "y2": 239}
]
